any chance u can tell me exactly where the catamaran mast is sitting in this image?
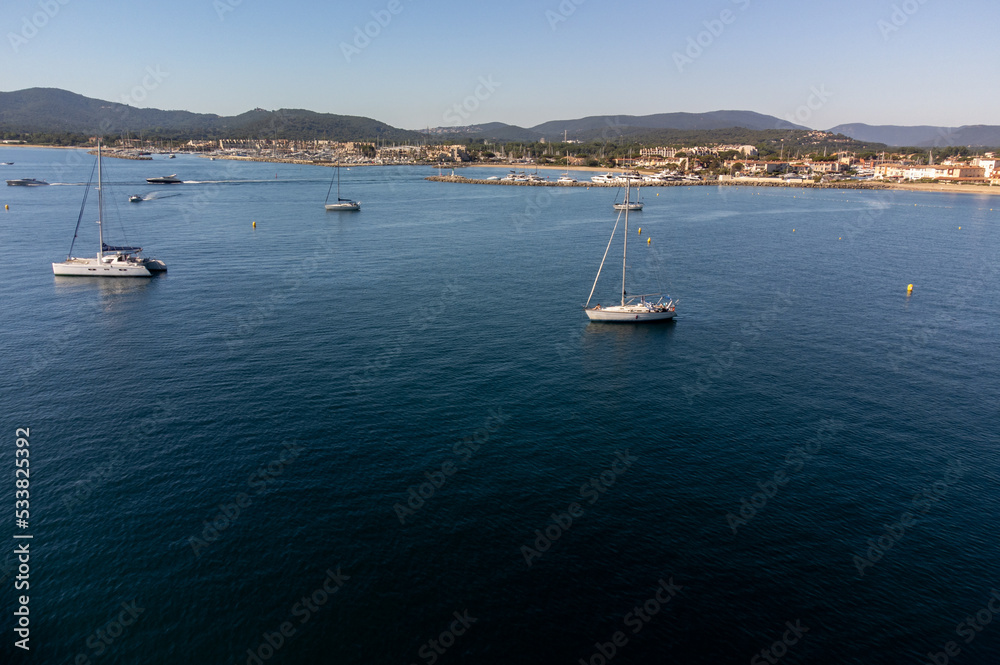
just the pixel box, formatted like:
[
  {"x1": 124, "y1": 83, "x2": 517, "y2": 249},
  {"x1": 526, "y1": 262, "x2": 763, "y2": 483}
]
[
  {"x1": 621, "y1": 181, "x2": 628, "y2": 306},
  {"x1": 97, "y1": 140, "x2": 104, "y2": 259}
]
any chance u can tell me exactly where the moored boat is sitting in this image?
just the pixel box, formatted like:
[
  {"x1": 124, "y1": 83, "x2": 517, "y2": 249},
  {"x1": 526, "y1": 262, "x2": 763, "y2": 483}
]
[{"x1": 53, "y1": 141, "x2": 167, "y2": 278}]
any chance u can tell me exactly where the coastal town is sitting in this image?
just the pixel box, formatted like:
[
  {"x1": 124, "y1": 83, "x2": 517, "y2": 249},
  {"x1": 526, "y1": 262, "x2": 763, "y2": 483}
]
[
  {"x1": 83, "y1": 136, "x2": 999, "y2": 187},
  {"x1": 15, "y1": 129, "x2": 983, "y2": 192}
]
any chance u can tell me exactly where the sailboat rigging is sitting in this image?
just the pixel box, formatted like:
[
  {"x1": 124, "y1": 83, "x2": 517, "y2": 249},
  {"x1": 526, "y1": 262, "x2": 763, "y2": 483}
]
[
  {"x1": 324, "y1": 162, "x2": 361, "y2": 211},
  {"x1": 613, "y1": 183, "x2": 643, "y2": 211},
  {"x1": 52, "y1": 141, "x2": 166, "y2": 277},
  {"x1": 584, "y1": 180, "x2": 674, "y2": 322}
]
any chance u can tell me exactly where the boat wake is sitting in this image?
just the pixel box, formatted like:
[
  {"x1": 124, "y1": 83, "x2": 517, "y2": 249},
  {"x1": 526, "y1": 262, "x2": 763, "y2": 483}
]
[{"x1": 181, "y1": 178, "x2": 324, "y2": 184}]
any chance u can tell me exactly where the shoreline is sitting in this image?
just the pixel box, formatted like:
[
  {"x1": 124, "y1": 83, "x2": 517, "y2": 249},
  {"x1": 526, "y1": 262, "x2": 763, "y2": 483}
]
[
  {"x1": 6, "y1": 145, "x2": 998, "y2": 196},
  {"x1": 425, "y1": 175, "x2": 894, "y2": 191},
  {"x1": 426, "y1": 173, "x2": 1000, "y2": 196}
]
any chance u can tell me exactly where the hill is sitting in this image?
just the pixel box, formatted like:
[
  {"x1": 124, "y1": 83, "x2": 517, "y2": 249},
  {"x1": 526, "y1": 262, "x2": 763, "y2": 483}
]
[
  {"x1": 529, "y1": 111, "x2": 807, "y2": 138},
  {"x1": 828, "y1": 123, "x2": 1000, "y2": 148},
  {"x1": 0, "y1": 88, "x2": 423, "y2": 142},
  {"x1": 426, "y1": 111, "x2": 809, "y2": 143}
]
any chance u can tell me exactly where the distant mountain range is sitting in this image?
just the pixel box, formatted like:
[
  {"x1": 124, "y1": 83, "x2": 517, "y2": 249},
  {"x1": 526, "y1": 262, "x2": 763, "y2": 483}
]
[
  {"x1": 2, "y1": 87, "x2": 998, "y2": 148},
  {"x1": 425, "y1": 112, "x2": 807, "y2": 143},
  {"x1": 826, "y1": 123, "x2": 1000, "y2": 148},
  {"x1": 0, "y1": 88, "x2": 422, "y2": 142}
]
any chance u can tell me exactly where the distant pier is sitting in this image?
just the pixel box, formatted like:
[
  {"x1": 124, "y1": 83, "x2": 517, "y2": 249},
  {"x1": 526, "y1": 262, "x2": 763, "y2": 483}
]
[
  {"x1": 88, "y1": 151, "x2": 152, "y2": 160},
  {"x1": 425, "y1": 175, "x2": 891, "y2": 190}
]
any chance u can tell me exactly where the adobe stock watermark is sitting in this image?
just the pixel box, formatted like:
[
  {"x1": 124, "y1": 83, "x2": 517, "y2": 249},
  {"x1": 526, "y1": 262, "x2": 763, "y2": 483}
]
[
  {"x1": 924, "y1": 589, "x2": 1000, "y2": 665},
  {"x1": 97, "y1": 65, "x2": 171, "y2": 138},
  {"x1": 394, "y1": 407, "x2": 510, "y2": 525},
  {"x1": 73, "y1": 600, "x2": 145, "y2": 665},
  {"x1": 509, "y1": 182, "x2": 575, "y2": 235},
  {"x1": 410, "y1": 610, "x2": 477, "y2": 665},
  {"x1": 347, "y1": 279, "x2": 464, "y2": 395},
  {"x1": 682, "y1": 288, "x2": 795, "y2": 404},
  {"x1": 442, "y1": 76, "x2": 501, "y2": 126},
  {"x1": 853, "y1": 460, "x2": 965, "y2": 578},
  {"x1": 340, "y1": 0, "x2": 409, "y2": 63},
  {"x1": 577, "y1": 578, "x2": 683, "y2": 665},
  {"x1": 887, "y1": 252, "x2": 1000, "y2": 372},
  {"x1": 188, "y1": 441, "x2": 306, "y2": 558},
  {"x1": 545, "y1": 0, "x2": 586, "y2": 31},
  {"x1": 520, "y1": 450, "x2": 637, "y2": 568},
  {"x1": 673, "y1": 0, "x2": 751, "y2": 73},
  {"x1": 726, "y1": 418, "x2": 841, "y2": 534},
  {"x1": 243, "y1": 567, "x2": 350, "y2": 665},
  {"x1": 784, "y1": 85, "x2": 833, "y2": 127},
  {"x1": 61, "y1": 398, "x2": 175, "y2": 516},
  {"x1": 878, "y1": 0, "x2": 930, "y2": 41},
  {"x1": 214, "y1": 0, "x2": 242, "y2": 21},
  {"x1": 750, "y1": 620, "x2": 810, "y2": 665},
  {"x1": 8, "y1": 0, "x2": 70, "y2": 53}
]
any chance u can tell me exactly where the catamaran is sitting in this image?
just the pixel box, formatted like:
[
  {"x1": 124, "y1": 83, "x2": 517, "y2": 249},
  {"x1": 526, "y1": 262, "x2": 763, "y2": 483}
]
[
  {"x1": 584, "y1": 181, "x2": 674, "y2": 322},
  {"x1": 52, "y1": 142, "x2": 167, "y2": 277}
]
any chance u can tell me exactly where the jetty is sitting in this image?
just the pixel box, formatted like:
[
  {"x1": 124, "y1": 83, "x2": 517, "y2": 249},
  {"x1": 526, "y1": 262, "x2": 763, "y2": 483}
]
[
  {"x1": 424, "y1": 175, "x2": 891, "y2": 191},
  {"x1": 87, "y1": 150, "x2": 152, "y2": 160}
]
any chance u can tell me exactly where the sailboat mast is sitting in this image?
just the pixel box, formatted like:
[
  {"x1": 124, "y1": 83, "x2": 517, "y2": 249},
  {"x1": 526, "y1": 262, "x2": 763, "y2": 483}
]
[
  {"x1": 97, "y1": 140, "x2": 104, "y2": 258},
  {"x1": 622, "y1": 181, "x2": 628, "y2": 306}
]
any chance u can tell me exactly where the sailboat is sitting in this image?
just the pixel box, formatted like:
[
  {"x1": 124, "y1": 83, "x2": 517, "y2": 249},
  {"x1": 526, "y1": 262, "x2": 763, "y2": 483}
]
[
  {"x1": 613, "y1": 181, "x2": 643, "y2": 210},
  {"x1": 324, "y1": 162, "x2": 360, "y2": 211},
  {"x1": 52, "y1": 141, "x2": 167, "y2": 277},
  {"x1": 584, "y1": 181, "x2": 674, "y2": 322}
]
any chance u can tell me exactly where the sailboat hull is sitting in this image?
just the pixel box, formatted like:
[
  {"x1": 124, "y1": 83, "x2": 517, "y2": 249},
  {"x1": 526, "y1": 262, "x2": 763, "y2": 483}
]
[
  {"x1": 585, "y1": 306, "x2": 675, "y2": 322},
  {"x1": 325, "y1": 202, "x2": 361, "y2": 211},
  {"x1": 52, "y1": 258, "x2": 153, "y2": 277}
]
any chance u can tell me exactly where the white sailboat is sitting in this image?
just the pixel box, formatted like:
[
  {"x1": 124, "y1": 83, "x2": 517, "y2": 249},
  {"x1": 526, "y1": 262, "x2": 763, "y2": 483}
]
[
  {"x1": 324, "y1": 162, "x2": 361, "y2": 211},
  {"x1": 613, "y1": 183, "x2": 643, "y2": 211},
  {"x1": 52, "y1": 141, "x2": 167, "y2": 277},
  {"x1": 584, "y1": 181, "x2": 675, "y2": 322}
]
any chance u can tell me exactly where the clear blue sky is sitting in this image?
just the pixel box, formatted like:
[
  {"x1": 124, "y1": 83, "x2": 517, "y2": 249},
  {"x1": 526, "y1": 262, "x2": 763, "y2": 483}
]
[{"x1": 3, "y1": 0, "x2": 998, "y2": 131}]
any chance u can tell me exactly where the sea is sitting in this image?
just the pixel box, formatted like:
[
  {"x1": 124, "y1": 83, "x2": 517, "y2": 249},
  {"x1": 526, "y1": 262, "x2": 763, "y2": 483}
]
[{"x1": 1, "y1": 148, "x2": 998, "y2": 664}]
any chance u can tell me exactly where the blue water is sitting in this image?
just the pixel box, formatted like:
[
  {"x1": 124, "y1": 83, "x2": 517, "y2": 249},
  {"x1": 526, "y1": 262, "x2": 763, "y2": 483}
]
[{"x1": 2, "y1": 148, "x2": 999, "y2": 664}]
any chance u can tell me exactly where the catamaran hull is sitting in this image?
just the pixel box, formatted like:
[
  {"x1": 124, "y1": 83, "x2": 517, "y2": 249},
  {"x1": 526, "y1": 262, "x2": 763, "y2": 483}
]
[
  {"x1": 585, "y1": 307, "x2": 675, "y2": 322},
  {"x1": 52, "y1": 260, "x2": 152, "y2": 277}
]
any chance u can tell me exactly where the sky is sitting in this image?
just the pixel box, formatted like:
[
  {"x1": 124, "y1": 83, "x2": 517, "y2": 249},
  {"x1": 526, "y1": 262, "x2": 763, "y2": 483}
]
[{"x1": 3, "y1": 0, "x2": 999, "y2": 131}]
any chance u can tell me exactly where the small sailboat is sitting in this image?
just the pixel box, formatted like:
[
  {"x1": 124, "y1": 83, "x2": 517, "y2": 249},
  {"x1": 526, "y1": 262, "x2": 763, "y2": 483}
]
[
  {"x1": 613, "y1": 183, "x2": 643, "y2": 211},
  {"x1": 584, "y1": 181, "x2": 674, "y2": 322},
  {"x1": 52, "y1": 141, "x2": 166, "y2": 277},
  {"x1": 324, "y1": 163, "x2": 360, "y2": 211}
]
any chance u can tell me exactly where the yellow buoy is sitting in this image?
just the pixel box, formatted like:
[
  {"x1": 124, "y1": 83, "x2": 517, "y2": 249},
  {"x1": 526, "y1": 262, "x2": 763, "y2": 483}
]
[
  {"x1": 4, "y1": 204, "x2": 7, "y2": 210},
  {"x1": 638, "y1": 227, "x2": 642, "y2": 235},
  {"x1": 792, "y1": 229, "x2": 795, "y2": 232},
  {"x1": 647, "y1": 237, "x2": 651, "y2": 244},
  {"x1": 252, "y1": 221, "x2": 256, "y2": 228},
  {"x1": 958, "y1": 226, "x2": 961, "y2": 229},
  {"x1": 907, "y1": 283, "x2": 913, "y2": 294}
]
